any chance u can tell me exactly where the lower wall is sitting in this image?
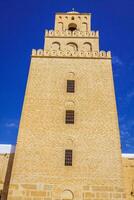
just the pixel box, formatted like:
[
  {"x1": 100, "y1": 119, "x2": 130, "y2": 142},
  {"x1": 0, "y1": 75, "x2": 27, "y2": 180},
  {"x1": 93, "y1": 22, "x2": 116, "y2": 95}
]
[
  {"x1": 1, "y1": 153, "x2": 134, "y2": 200},
  {"x1": 122, "y1": 157, "x2": 134, "y2": 200},
  {"x1": 7, "y1": 183, "x2": 126, "y2": 200}
]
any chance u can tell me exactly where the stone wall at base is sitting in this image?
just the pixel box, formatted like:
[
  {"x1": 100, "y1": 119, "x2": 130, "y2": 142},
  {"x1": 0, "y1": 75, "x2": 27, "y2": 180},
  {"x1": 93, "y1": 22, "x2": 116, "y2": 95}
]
[
  {"x1": 0, "y1": 147, "x2": 134, "y2": 200},
  {"x1": 122, "y1": 155, "x2": 134, "y2": 200},
  {"x1": 7, "y1": 183, "x2": 126, "y2": 200}
]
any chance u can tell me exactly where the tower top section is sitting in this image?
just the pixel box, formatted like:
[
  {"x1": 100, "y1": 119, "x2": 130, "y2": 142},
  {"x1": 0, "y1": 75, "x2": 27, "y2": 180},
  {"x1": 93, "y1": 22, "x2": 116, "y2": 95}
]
[
  {"x1": 55, "y1": 11, "x2": 91, "y2": 32},
  {"x1": 32, "y1": 11, "x2": 111, "y2": 59}
]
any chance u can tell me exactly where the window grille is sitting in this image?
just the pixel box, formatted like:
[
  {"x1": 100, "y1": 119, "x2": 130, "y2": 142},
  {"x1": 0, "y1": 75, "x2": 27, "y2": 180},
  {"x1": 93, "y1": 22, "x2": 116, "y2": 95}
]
[
  {"x1": 65, "y1": 149, "x2": 72, "y2": 166},
  {"x1": 67, "y1": 80, "x2": 75, "y2": 93},
  {"x1": 66, "y1": 110, "x2": 74, "y2": 124}
]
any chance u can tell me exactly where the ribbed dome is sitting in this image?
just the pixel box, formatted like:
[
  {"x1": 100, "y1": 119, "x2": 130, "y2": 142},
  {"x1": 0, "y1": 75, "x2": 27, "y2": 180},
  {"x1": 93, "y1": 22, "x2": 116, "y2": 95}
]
[
  {"x1": 67, "y1": 9, "x2": 79, "y2": 14},
  {"x1": 67, "y1": 11, "x2": 79, "y2": 14}
]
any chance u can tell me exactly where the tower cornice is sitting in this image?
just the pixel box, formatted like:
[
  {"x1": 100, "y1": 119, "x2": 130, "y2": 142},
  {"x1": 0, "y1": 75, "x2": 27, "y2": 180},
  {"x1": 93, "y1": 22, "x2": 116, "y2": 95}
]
[
  {"x1": 32, "y1": 49, "x2": 111, "y2": 59},
  {"x1": 45, "y1": 30, "x2": 99, "y2": 38}
]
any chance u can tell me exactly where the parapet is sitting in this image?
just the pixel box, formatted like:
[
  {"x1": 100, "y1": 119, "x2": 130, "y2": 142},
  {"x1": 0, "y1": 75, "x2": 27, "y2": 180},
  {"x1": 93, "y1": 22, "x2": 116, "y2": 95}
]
[
  {"x1": 32, "y1": 49, "x2": 111, "y2": 59},
  {"x1": 45, "y1": 30, "x2": 99, "y2": 38}
]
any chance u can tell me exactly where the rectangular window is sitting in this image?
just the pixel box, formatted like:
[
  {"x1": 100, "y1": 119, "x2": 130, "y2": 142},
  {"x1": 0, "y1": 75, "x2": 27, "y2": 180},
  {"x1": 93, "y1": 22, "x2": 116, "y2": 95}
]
[
  {"x1": 66, "y1": 110, "x2": 74, "y2": 124},
  {"x1": 65, "y1": 149, "x2": 72, "y2": 166},
  {"x1": 67, "y1": 80, "x2": 75, "y2": 93}
]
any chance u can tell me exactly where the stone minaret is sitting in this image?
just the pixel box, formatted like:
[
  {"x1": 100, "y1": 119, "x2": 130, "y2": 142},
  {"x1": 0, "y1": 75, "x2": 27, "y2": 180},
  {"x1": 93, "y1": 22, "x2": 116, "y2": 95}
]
[{"x1": 7, "y1": 11, "x2": 126, "y2": 200}]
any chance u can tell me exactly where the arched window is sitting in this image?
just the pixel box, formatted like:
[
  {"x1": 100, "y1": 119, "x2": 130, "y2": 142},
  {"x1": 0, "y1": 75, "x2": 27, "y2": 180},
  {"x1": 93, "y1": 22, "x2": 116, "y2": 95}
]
[
  {"x1": 82, "y1": 22, "x2": 88, "y2": 31},
  {"x1": 68, "y1": 23, "x2": 77, "y2": 31},
  {"x1": 51, "y1": 42, "x2": 60, "y2": 50},
  {"x1": 66, "y1": 42, "x2": 78, "y2": 51},
  {"x1": 83, "y1": 42, "x2": 92, "y2": 51}
]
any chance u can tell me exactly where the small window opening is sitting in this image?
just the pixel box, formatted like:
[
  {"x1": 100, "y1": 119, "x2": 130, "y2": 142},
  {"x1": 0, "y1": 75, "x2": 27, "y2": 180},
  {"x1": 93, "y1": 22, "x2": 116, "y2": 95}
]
[
  {"x1": 67, "y1": 80, "x2": 75, "y2": 93},
  {"x1": 65, "y1": 149, "x2": 72, "y2": 166},
  {"x1": 71, "y1": 17, "x2": 74, "y2": 20},
  {"x1": 68, "y1": 23, "x2": 77, "y2": 32},
  {"x1": 66, "y1": 110, "x2": 74, "y2": 124}
]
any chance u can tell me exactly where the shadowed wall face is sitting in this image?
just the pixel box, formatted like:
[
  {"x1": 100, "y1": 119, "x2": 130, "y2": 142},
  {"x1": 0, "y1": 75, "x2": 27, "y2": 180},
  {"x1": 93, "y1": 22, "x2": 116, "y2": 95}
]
[
  {"x1": 0, "y1": 153, "x2": 14, "y2": 200},
  {"x1": 7, "y1": 11, "x2": 126, "y2": 200},
  {"x1": 0, "y1": 154, "x2": 11, "y2": 191}
]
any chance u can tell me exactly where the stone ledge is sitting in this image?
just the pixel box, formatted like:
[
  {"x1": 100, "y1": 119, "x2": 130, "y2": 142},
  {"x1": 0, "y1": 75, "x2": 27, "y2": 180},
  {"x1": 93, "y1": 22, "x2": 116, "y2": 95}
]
[
  {"x1": 45, "y1": 30, "x2": 99, "y2": 38},
  {"x1": 32, "y1": 49, "x2": 111, "y2": 59}
]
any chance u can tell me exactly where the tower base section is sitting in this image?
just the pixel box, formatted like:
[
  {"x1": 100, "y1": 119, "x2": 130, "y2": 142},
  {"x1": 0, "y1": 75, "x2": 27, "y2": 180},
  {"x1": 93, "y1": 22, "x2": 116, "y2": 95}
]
[{"x1": 8, "y1": 183, "x2": 126, "y2": 200}]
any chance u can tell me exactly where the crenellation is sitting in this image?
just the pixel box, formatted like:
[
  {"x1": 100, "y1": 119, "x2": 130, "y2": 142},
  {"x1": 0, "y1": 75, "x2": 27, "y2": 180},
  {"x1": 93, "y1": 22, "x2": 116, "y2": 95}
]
[
  {"x1": 32, "y1": 49, "x2": 111, "y2": 59},
  {"x1": 45, "y1": 29, "x2": 99, "y2": 38}
]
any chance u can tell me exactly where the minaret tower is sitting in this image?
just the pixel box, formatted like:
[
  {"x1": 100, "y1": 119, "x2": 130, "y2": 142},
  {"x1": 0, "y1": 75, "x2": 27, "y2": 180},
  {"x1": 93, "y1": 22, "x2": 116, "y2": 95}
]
[{"x1": 8, "y1": 11, "x2": 126, "y2": 200}]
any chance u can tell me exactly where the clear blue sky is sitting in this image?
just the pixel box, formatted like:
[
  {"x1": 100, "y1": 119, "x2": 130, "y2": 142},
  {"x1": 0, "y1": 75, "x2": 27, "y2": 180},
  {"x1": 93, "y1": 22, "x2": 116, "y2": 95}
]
[{"x1": 0, "y1": 0, "x2": 134, "y2": 153}]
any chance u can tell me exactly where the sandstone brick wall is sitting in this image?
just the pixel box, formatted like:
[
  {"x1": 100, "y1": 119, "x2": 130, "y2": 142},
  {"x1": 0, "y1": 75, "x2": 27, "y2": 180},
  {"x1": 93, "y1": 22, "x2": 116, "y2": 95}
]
[
  {"x1": 1, "y1": 153, "x2": 134, "y2": 199},
  {"x1": 122, "y1": 156, "x2": 134, "y2": 200},
  {"x1": 7, "y1": 11, "x2": 126, "y2": 200},
  {"x1": 7, "y1": 56, "x2": 126, "y2": 199}
]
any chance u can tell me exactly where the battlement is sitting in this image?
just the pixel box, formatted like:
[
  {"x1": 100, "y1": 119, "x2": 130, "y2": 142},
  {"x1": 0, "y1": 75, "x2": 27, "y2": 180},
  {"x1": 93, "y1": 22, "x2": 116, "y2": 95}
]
[
  {"x1": 45, "y1": 30, "x2": 99, "y2": 38},
  {"x1": 32, "y1": 49, "x2": 111, "y2": 59}
]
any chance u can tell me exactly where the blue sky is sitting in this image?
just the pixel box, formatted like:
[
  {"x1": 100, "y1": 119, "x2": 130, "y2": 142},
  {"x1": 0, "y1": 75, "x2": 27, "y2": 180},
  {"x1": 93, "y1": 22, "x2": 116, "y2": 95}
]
[{"x1": 0, "y1": 0, "x2": 134, "y2": 153}]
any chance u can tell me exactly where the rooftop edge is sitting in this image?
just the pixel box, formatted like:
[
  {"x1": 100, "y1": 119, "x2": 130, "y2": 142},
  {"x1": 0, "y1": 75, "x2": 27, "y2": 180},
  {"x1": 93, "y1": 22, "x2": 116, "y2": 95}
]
[{"x1": 0, "y1": 144, "x2": 16, "y2": 154}]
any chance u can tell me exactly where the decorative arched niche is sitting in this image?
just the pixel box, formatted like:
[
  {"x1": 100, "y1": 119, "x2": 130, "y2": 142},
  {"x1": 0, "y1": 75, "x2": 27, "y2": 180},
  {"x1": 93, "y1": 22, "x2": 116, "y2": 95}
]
[
  {"x1": 51, "y1": 42, "x2": 61, "y2": 50},
  {"x1": 66, "y1": 42, "x2": 78, "y2": 52},
  {"x1": 82, "y1": 42, "x2": 92, "y2": 52},
  {"x1": 65, "y1": 100, "x2": 75, "y2": 108},
  {"x1": 62, "y1": 190, "x2": 74, "y2": 200},
  {"x1": 66, "y1": 138, "x2": 74, "y2": 147},
  {"x1": 67, "y1": 72, "x2": 75, "y2": 79},
  {"x1": 82, "y1": 22, "x2": 88, "y2": 31},
  {"x1": 58, "y1": 22, "x2": 64, "y2": 31}
]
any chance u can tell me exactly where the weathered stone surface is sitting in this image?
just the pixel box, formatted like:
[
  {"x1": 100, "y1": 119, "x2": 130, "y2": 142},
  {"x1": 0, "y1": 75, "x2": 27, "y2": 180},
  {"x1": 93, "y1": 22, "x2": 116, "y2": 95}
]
[{"x1": 0, "y1": 11, "x2": 129, "y2": 200}]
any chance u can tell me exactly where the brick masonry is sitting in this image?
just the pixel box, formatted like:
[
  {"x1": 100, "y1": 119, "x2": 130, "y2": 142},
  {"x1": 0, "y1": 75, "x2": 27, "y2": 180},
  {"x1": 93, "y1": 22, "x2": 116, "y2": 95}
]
[{"x1": 2, "y1": 11, "x2": 129, "y2": 199}]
